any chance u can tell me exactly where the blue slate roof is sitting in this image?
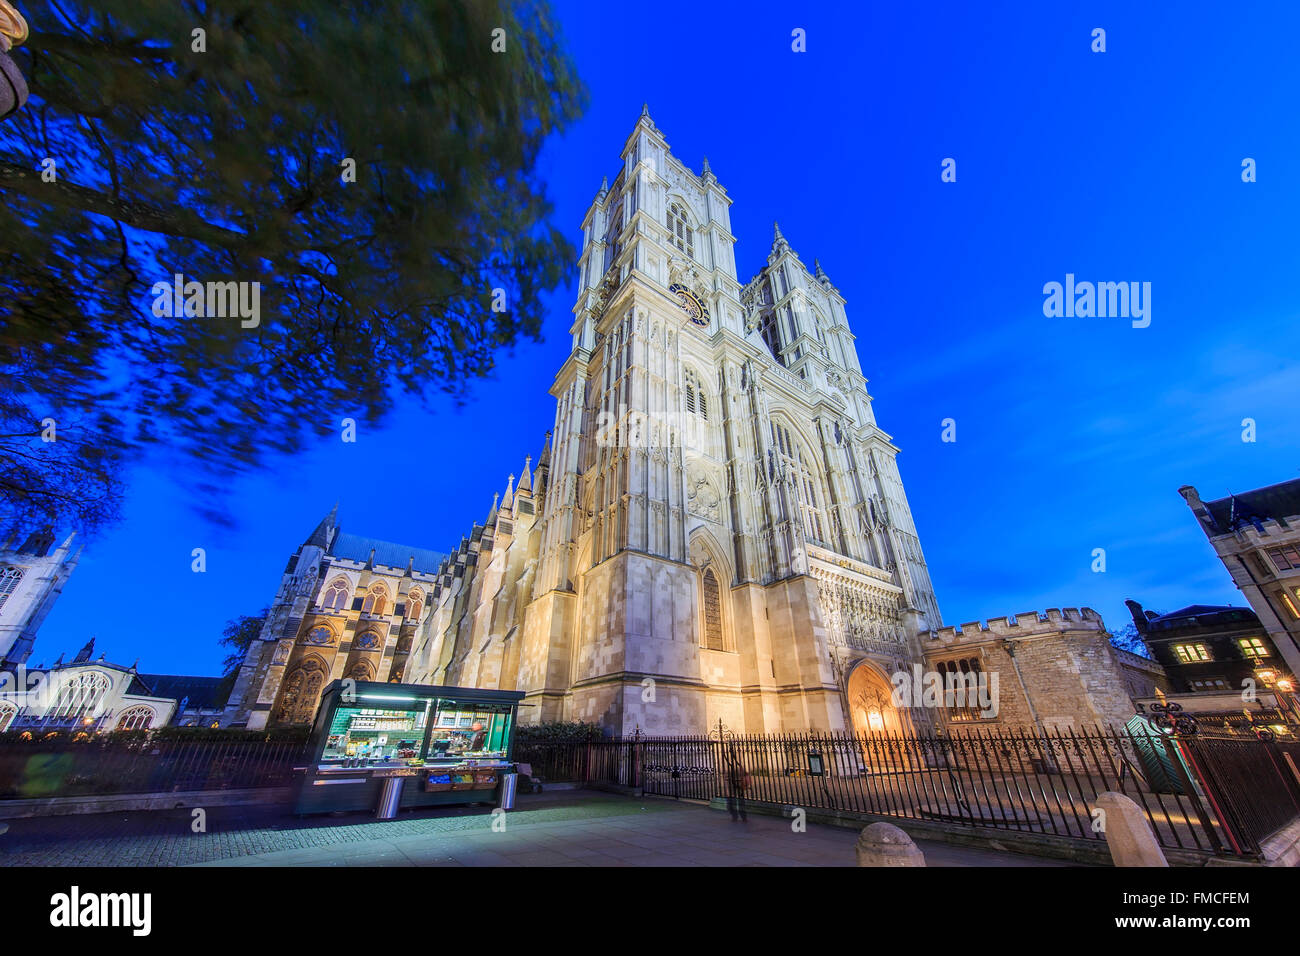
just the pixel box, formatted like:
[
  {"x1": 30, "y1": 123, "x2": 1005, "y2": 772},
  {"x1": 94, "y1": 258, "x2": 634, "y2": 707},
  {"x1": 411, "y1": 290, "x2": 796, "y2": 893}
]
[
  {"x1": 330, "y1": 530, "x2": 445, "y2": 574},
  {"x1": 1204, "y1": 479, "x2": 1300, "y2": 531},
  {"x1": 138, "y1": 674, "x2": 228, "y2": 709}
]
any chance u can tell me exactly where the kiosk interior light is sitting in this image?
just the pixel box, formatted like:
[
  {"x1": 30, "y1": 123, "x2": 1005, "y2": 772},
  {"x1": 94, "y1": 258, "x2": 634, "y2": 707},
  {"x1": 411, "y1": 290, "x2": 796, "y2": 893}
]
[{"x1": 358, "y1": 693, "x2": 421, "y2": 703}]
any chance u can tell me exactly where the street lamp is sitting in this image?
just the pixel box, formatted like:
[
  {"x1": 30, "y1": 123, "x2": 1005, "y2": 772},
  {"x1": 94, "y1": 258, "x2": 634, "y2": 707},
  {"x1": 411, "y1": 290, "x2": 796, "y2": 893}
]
[{"x1": 0, "y1": 1, "x2": 28, "y2": 121}]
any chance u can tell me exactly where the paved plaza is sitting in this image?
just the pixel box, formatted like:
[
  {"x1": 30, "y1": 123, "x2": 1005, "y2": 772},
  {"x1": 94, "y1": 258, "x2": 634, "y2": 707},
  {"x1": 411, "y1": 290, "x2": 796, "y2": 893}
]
[{"x1": 0, "y1": 790, "x2": 1079, "y2": 867}]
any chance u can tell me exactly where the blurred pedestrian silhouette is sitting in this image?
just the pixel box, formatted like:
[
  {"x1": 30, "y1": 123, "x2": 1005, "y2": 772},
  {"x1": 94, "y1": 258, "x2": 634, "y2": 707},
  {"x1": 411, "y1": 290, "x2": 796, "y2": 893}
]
[{"x1": 725, "y1": 744, "x2": 749, "y2": 822}]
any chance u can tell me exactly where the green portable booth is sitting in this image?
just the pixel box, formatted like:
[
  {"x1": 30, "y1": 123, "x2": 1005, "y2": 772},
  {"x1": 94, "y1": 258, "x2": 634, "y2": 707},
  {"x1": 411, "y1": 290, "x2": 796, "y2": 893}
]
[{"x1": 295, "y1": 681, "x2": 524, "y2": 815}]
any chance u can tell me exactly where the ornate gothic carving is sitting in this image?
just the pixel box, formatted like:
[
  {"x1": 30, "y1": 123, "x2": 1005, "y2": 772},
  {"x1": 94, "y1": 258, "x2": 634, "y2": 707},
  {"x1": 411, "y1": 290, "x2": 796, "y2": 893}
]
[{"x1": 813, "y1": 567, "x2": 908, "y2": 658}]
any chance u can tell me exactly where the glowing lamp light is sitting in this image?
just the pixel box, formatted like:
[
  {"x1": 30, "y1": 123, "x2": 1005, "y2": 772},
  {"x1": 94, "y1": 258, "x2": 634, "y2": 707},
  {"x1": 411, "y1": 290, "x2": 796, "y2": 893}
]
[{"x1": 867, "y1": 709, "x2": 885, "y2": 732}]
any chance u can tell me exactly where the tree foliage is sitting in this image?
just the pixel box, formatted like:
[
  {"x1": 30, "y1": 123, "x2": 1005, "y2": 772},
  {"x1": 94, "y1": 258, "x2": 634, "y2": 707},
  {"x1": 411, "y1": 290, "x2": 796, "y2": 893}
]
[
  {"x1": 0, "y1": 0, "x2": 585, "y2": 535},
  {"x1": 1109, "y1": 622, "x2": 1151, "y2": 658}
]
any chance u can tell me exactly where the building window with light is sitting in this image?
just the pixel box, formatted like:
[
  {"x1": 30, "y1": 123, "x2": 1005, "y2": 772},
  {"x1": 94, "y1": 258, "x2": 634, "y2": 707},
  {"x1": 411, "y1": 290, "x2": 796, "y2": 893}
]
[
  {"x1": 1173, "y1": 643, "x2": 1212, "y2": 663},
  {"x1": 50, "y1": 671, "x2": 112, "y2": 722},
  {"x1": 937, "y1": 657, "x2": 988, "y2": 722},
  {"x1": 116, "y1": 706, "x2": 156, "y2": 731},
  {"x1": 1238, "y1": 637, "x2": 1270, "y2": 658}
]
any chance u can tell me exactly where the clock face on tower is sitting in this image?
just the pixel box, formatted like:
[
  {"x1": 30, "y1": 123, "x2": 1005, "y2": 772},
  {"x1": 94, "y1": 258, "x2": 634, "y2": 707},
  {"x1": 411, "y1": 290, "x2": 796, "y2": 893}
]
[{"x1": 668, "y1": 283, "x2": 710, "y2": 327}]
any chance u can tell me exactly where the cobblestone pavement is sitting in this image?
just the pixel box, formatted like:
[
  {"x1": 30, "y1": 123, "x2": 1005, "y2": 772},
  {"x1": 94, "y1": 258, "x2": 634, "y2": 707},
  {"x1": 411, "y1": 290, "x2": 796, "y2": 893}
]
[{"x1": 0, "y1": 791, "x2": 1080, "y2": 867}]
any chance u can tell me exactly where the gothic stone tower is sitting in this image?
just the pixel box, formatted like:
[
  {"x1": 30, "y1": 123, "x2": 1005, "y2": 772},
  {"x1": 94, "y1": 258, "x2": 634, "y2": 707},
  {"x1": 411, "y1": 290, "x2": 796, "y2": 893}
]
[
  {"x1": 0, "y1": 528, "x2": 80, "y2": 670},
  {"x1": 241, "y1": 111, "x2": 946, "y2": 736},
  {"x1": 224, "y1": 506, "x2": 444, "y2": 730},
  {"x1": 511, "y1": 108, "x2": 942, "y2": 734}
]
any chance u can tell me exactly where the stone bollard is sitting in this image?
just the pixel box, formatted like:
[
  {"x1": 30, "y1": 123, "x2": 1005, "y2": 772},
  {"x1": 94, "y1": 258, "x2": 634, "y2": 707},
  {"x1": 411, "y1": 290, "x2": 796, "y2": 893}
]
[
  {"x1": 1095, "y1": 791, "x2": 1168, "y2": 867},
  {"x1": 855, "y1": 822, "x2": 926, "y2": 866}
]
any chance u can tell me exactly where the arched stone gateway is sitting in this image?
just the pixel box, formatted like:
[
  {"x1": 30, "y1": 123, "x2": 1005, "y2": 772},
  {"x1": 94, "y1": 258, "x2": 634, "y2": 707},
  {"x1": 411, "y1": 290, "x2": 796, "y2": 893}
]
[
  {"x1": 845, "y1": 659, "x2": 908, "y2": 737},
  {"x1": 845, "y1": 658, "x2": 922, "y2": 771}
]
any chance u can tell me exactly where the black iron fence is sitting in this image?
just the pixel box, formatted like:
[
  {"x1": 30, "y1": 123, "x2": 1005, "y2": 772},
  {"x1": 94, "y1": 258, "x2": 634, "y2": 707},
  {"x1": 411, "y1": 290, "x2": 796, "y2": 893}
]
[
  {"x1": 0, "y1": 736, "x2": 311, "y2": 799},
  {"x1": 519, "y1": 726, "x2": 1300, "y2": 859},
  {"x1": 6, "y1": 726, "x2": 1298, "y2": 858}
]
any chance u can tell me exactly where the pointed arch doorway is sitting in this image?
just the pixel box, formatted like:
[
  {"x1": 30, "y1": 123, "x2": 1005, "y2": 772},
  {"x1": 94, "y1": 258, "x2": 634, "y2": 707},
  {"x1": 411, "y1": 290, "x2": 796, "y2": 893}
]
[
  {"x1": 846, "y1": 659, "x2": 907, "y2": 737},
  {"x1": 845, "y1": 658, "x2": 917, "y2": 772}
]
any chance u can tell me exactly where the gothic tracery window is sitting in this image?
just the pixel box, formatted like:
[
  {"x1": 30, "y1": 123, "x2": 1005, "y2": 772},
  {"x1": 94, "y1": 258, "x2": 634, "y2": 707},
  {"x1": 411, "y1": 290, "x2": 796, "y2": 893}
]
[
  {"x1": 361, "y1": 582, "x2": 388, "y2": 615},
  {"x1": 322, "y1": 577, "x2": 350, "y2": 611},
  {"x1": 701, "y1": 568, "x2": 724, "y2": 651},
  {"x1": 772, "y1": 421, "x2": 827, "y2": 545},
  {"x1": 757, "y1": 310, "x2": 784, "y2": 366},
  {"x1": 277, "y1": 660, "x2": 327, "y2": 724},
  {"x1": 116, "y1": 705, "x2": 156, "y2": 731},
  {"x1": 347, "y1": 660, "x2": 374, "y2": 682},
  {"x1": 684, "y1": 368, "x2": 708, "y2": 421},
  {"x1": 406, "y1": 588, "x2": 424, "y2": 622},
  {"x1": 0, "y1": 566, "x2": 22, "y2": 611},
  {"x1": 667, "y1": 201, "x2": 694, "y2": 259},
  {"x1": 604, "y1": 199, "x2": 623, "y2": 274},
  {"x1": 306, "y1": 624, "x2": 334, "y2": 645},
  {"x1": 51, "y1": 671, "x2": 112, "y2": 722}
]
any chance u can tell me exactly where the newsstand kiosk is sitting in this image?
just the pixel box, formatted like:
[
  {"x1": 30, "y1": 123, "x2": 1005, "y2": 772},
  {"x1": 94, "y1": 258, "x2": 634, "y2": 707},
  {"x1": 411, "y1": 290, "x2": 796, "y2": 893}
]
[{"x1": 294, "y1": 681, "x2": 525, "y2": 817}]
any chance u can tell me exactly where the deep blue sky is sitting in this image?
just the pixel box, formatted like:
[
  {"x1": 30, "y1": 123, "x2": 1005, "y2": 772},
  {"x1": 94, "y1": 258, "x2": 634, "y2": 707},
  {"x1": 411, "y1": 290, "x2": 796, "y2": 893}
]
[{"x1": 38, "y1": 2, "x2": 1300, "y2": 674}]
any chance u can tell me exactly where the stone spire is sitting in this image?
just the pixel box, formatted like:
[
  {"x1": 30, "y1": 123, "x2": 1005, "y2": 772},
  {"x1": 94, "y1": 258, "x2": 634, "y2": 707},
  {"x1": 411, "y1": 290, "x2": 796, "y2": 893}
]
[
  {"x1": 306, "y1": 503, "x2": 339, "y2": 549},
  {"x1": 597, "y1": 176, "x2": 609, "y2": 200},
  {"x1": 637, "y1": 102, "x2": 658, "y2": 133},
  {"x1": 814, "y1": 258, "x2": 838, "y2": 294},
  {"x1": 701, "y1": 156, "x2": 713, "y2": 180},
  {"x1": 772, "y1": 221, "x2": 789, "y2": 253},
  {"x1": 487, "y1": 492, "x2": 501, "y2": 524},
  {"x1": 73, "y1": 637, "x2": 95, "y2": 663},
  {"x1": 518, "y1": 456, "x2": 533, "y2": 494},
  {"x1": 501, "y1": 473, "x2": 516, "y2": 511},
  {"x1": 537, "y1": 430, "x2": 553, "y2": 469}
]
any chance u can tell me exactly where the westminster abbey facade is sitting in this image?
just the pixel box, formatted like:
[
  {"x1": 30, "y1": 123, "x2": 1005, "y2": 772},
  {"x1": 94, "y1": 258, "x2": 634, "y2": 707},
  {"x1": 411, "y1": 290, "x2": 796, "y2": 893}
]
[{"x1": 225, "y1": 109, "x2": 948, "y2": 736}]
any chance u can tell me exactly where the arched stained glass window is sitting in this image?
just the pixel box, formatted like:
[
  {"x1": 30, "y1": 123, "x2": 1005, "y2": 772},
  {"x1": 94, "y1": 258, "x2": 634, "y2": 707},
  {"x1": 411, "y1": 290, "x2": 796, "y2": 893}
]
[
  {"x1": 361, "y1": 583, "x2": 388, "y2": 615},
  {"x1": 322, "y1": 577, "x2": 350, "y2": 610},
  {"x1": 51, "y1": 671, "x2": 112, "y2": 722},
  {"x1": 306, "y1": 625, "x2": 334, "y2": 646},
  {"x1": 406, "y1": 588, "x2": 424, "y2": 622},
  {"x1": 116, "y1": 706, "x2": 155, "y2": 731}
]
